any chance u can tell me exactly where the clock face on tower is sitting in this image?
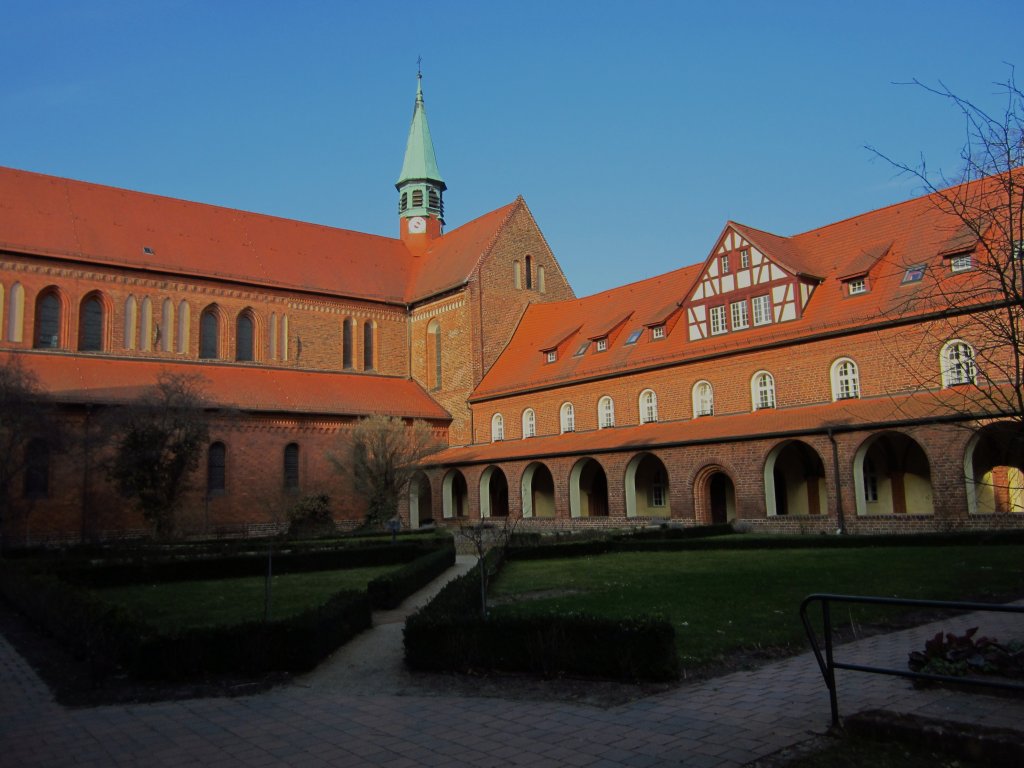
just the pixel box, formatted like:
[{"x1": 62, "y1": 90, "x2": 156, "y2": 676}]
[{"x1": 407, "y1": 216, "x2": 427, "y2": 234}]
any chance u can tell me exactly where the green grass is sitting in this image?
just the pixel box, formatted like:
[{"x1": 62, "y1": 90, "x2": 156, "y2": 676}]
[
  {"x1": 489, "y1": 545, "x2": 1024, "y2": 668},
  {"x1": 96, "y1": 565, "x2": 401, "y2": 630}
]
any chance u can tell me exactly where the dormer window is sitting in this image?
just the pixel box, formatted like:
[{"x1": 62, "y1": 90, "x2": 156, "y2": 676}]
[
  {"x1": 721, "y1": 255, "x2": 730, "y2": 273},
  {"x1": 546, "y1": 350, "x2": 557, "y2": 363},
  {"x1": 595, "y1": 338, "x2": 608, "y2": 352},
  {"x1": 902, "y1": 265, "x2": 926, "y2": 284},
  {"x1": 847, "y1": 277, "x2": 867, "y2": 295},
  {"x1": 651, "y1": 325, "x2": 665, "y2": 340},
  {"x1": 950, "y1": 253, "x2": 972, "y2": 272},
  {"x1": 740, "y1": 249, "x2": 750, "y2": 268},
  {"x1": 625, "y1": 329, "x2": 642, "y2": 345}
]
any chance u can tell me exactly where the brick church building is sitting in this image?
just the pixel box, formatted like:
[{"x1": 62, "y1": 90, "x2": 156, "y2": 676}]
[{"x1": 1, "y1": 77, "x2": 1022, "y2": 543}]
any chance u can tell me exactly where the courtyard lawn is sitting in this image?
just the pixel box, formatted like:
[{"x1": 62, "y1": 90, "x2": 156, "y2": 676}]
[
  {"x1": 96, "y1": 564, "x2": 401, "y2": 631},
  {"x1": 489, "y1": 545, "x2": 1024, "y2": 669}
]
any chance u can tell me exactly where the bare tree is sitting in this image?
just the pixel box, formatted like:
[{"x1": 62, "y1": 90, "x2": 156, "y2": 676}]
[
  {"x1": 107, "y1": 372, "x2": 210, "y2": 539},
  {"x1": 332, "y1": 415, "x2": 441, "y2": 528},
  {"x1": 455, "y1": 514, "x2": 520, "y2": 619},
  {"x1": 0, "y1": 358, "x2": 59, "y2": 547},
  {"x1": 868, "y1": 70, "x2": 1024, "y2": 426}
]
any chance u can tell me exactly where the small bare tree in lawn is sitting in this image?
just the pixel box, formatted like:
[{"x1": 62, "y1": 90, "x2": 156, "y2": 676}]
[
  {"x1": 456, "y1": 513, "x2": 520, "y2": 619},
  {"x1": 107, "y1": 372, "x2": 210, "y2": 539},
  {"x1": 333, "y1": 415, "x2": 441, "y2": 529},
  {"x1": 868, "y1": 71, "x2": 1024, "y2": 505},
  {"x1": 0, "y1": 358, "x2": 60, "y2": 547}
]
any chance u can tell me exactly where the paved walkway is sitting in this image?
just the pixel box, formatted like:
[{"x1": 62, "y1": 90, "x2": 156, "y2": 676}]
[{"x1": 1, "y1": 562, "x2": 1022, "y2": 767}]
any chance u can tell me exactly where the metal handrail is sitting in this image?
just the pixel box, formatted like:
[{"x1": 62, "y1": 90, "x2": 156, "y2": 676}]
[{"x1": 799, "y1": 593, "x2": 1024, "y2": 728}]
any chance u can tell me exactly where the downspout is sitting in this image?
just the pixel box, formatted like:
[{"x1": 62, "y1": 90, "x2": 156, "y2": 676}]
[{"x1": 827, "y1": 428, "x2": 846, "y2": 534}]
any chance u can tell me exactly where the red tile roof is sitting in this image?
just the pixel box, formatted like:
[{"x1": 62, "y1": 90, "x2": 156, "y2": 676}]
[
  {"x1": 0, "y1": 166, "x2": 518, "y2": 304},
  {"x1": 428, "y1": 389, "x2": 991, "y2": 466},
  {"x1": 473, "y1": 174, "x2": 1015, "y2": 401},
  {"x1": 3, "y1": 351, "x2": 450, "y2": 421}
]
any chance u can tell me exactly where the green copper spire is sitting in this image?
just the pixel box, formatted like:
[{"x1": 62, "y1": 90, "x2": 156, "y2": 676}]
[
  {"x1": 396, "y1": 73, "x2": 446, "y2": 227},
  {"x1": 397, "y1": 74, "x2": 446, "y2": 188}
]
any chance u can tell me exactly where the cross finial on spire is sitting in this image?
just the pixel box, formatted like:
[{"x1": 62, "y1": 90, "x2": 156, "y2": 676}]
[{"x1": 417, "y1": 56, "x2": 422, "y2": 79}]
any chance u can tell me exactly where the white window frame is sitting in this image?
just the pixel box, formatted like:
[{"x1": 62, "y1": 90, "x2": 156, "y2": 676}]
[
  {"x1": 710, "y1": 305, "x2": 727, "y2": 335},
  {"x1": 941, "y1": 340, "x2": 977, "y2": 387},
  {"x1": 740, "y1": 249, "x2": 750, "y2": 268},
  {"x1": 651, "y1": 325, "x2": 665, "y2": 340},
  {"x1": 522, "y1": 408, "x2": 536, "y2": 438},
  {"x1": 546, "y1": 350, "x2": 557, "y2": 363},
  {"x1": 721, "y1": 254, "x2": 730, "y2": 273},
  {"x1": 752, "y1": 294, "x2": 771, "y2": 326},
  {"x1": 950, "y1": 253, "x2": 972, "y2": 272},
  {"x1": 847, "y1": 278, "x2": 867, "y2": 295},
  {"x1": 830, "y1": 357, "x2": 860, "y2": 401},
  {"x1": 560, "y1": 402, "x2": 575, "y2": 433},
  {"x1": 730, "y1": 300, "x2": 749, "y2": 330},
  {"x1": 491, "y1": 413, "x2": 504, "y2": 442},
  {"x1": 639, "y1": 389, "x2": 658, "y2": 424},
  {"x1": 595, "y1": 337, "x2": 608, "y2": 352},
  {"x1": 751, "y1": 371, "x2": 776, "y2": 410},
  {"x1": 598, "y1": 396, "x2": 615, "y2": 428},
  {"x1": 692, "y1": 380, "x2": 714, "y2": 417}
]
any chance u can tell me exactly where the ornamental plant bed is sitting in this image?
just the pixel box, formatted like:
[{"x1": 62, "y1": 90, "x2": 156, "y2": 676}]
[{"x1": 908, "y1": 627, "x2": 1024, "y2": 696}]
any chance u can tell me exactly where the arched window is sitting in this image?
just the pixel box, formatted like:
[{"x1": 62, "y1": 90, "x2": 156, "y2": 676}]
[
  {"x1": 363, "y1": 320, "x2": 375, "y2": 370},
  {"x1": 140, "y1": 296, "x2": 152, "y2": 351},
  {"x1": 513, "y1": 260, "x2": 522, "y2": 289},
  {"x1": 24, "y1": 438, "x2": 49, "y2": 498},
  {"x1": 177, "y1": 301, "x2": 190, "y2": 354},
  {"x1": 161, "y1": 299, "x2": 174, "y2": 352},
  {"x1": 560, "y1": 402, "x2": 575, "y2": 433},
  {"x1": 831, "y1": 358, "x2": 861, "y2": 400},
  {"x1": 280, "y1": 314, "x2": 289, "y2": 361},
  {"x1": 200, "y1": 307, "x2": 219, "y2": 359},
  {"x1": 427, "y1": 319, "x2": 442, "y2": 390},
  {"x1": 640, "y1": 389, "x2": 658, "y2": 424},
  {"x1": 207, "y1": 442, "x2": 226, "y2": 494},
  {"x1": 598, "y1": 396, "x2": 615, "y2": 428},
  {"x1": 342, "y1": 317, "x2": 354, "y2": 369},
  {"x1": 34, "y1": 290, "x2": 61, "y2": 349},
  {"x1": 78, "y1": 294, "x2": 104, "y2": 351},
  {"x1": 525, "y1": 255, "x2": 533, "y2": 289},
  {"x1": 491, "y1": 413, "x2": 504, "y2": 442},
  {"x1": 538, "y1": 265, "x2": 546, "y2": 294},
  {"x1": 284, "y1": 443, "x2": 299, "y2": 491},
  {"x1": 942, "y1": 340, "x2": 977, "y2": 387},
  {"x1": 7, "y1": 282, "x2": 25, "y2": 342},
  {"x1": 693, "y1": 381, "x2": 714, "y2": 417},
  {"x1": 236, "y1": 312, "x2": 254, "y2": 361},
  {"x1": 124, "y1": 295, "x2": 137, "y2": 350},
  {"x1": 752, "y1": 371, "x2": 776, "y2": 410},
  {"x1": 522, "y1": 408, "x2": 536, "y2": 438}
]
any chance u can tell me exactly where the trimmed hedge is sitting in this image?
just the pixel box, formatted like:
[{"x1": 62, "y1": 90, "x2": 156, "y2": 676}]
[
  {"x1": 368, "y1": 545, "x2": 456, "y2": 610},
  {"x1": 0, "y1": 558, "x2": 372, "y2": 680},
  {"x1": 403, "y1": 552, "x2": 679, "y2": 682},
  {"x1": 124, "y1": 590, "x2": 371, "y2": 679},
  {"x1": 63, "y1": 541, "x2": 437, "y2": 588},
  {"x1": 506, "y1": 528, "x2": 1024, "y2": 561}
]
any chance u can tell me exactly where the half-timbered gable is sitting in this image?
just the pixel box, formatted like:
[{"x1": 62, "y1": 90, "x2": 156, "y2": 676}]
[{"x1": 685, "y1": 224, "x2": 821, "y2": 341}]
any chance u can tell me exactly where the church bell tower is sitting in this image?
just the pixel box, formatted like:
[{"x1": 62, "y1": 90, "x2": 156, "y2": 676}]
[{"x1": 397, "y1": 72, "x2": 446, "y2": 253}]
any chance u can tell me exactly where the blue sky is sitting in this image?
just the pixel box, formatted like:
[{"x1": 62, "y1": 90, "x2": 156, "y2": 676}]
[{"x1": 3, "y1": 1, "x2": 1021, "y2": 297}]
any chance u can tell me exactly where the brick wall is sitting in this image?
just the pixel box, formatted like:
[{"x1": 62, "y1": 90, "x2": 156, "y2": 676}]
[{"x1": 0, "y1": 255, "x2": 408, "y2": 377}]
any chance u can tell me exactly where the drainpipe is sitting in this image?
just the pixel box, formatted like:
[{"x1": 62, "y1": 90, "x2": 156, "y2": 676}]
[{"x1": 827, "y1": 428, "x2": 846, "y2": 534}]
